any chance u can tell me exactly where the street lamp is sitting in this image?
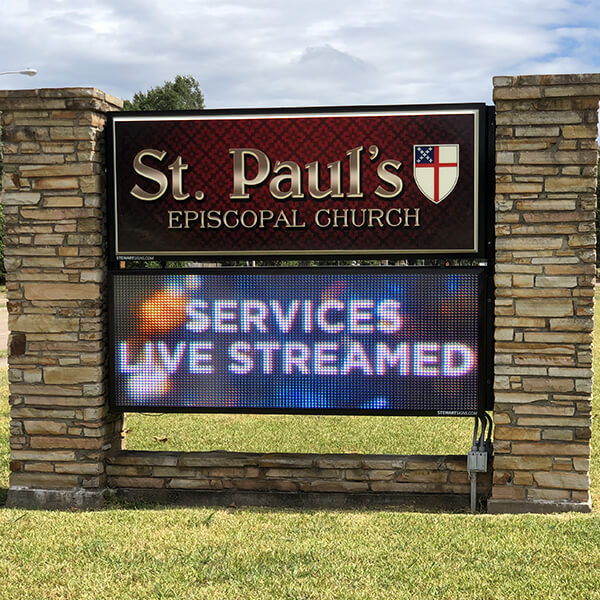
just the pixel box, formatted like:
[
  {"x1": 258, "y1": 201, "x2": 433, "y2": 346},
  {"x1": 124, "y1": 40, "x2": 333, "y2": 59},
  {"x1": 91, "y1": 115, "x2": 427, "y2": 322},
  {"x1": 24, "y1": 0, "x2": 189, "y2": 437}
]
[{"x1": 0, "y1": 69, "x2": 37, "y2": 77}]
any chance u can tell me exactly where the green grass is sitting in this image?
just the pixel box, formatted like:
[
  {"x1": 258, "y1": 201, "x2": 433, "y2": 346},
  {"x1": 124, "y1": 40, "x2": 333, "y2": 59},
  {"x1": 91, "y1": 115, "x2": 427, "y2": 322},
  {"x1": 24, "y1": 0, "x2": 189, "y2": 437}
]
[
  {"x1": 0, "y1": 509, "x2": 599, "y2": 600},
  {"x1": 126, "y1": 411, "x2": 472, "y2": 455},
  {"x1": 0, "y1": 301, "x2": 599, "y2": 599}
]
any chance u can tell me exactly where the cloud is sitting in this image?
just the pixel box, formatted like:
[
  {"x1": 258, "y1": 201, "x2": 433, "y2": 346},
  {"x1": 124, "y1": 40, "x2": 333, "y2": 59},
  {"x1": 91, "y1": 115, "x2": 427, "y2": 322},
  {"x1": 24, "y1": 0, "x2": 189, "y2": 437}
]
[
  {"x1": 0, "y1": 0, "x2": 599, "y2": 108},
  {"x1": 297, "y1": 44, "x2": 369, "y2": 75}
]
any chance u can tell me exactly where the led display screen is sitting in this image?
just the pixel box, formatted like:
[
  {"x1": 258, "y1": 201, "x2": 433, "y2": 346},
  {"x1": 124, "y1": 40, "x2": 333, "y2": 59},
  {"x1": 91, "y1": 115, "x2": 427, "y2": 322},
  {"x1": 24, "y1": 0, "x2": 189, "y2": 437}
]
[{"x1": 110, "y1": 268, "x2": 488, "y2": 415}]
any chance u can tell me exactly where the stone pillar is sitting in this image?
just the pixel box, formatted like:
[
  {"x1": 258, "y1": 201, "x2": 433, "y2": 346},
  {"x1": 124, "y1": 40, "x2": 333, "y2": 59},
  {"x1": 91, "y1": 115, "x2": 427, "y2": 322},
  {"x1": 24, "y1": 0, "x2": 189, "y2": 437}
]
[
  {"x1": 0, "y1": 88, "x2": 124, "y2": 509},
  {"x1": 490, "y1": 74, "x2": 599, "y2": 513}
]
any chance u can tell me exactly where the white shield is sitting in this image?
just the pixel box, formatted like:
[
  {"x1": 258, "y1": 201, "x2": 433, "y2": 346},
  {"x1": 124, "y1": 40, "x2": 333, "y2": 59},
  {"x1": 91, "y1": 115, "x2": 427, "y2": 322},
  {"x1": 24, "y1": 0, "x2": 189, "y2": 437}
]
[{"x1": 413, "y1": 144, "x2": 459, "y2": 204}]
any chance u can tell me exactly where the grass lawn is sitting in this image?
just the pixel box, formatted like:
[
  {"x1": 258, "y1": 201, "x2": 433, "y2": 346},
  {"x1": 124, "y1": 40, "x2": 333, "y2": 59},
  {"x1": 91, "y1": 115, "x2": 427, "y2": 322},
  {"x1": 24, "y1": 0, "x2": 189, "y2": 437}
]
[
  {"x1": 0, "y1": 308, "x2": 599, "y2": 598},
  {"x1": 125, "y1": 411, "x2": 473, "y2": 456}
]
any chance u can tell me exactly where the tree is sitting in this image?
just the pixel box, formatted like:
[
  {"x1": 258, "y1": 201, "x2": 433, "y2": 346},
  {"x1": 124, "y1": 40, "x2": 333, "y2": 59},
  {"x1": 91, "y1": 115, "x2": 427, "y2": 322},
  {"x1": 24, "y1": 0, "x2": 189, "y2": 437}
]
[
  {"x1": 123, "y1": 75, "x2": 205, "y2": 111},
  {"x1": 123, "y1": 76, "x2": 205, "y2": 269}
]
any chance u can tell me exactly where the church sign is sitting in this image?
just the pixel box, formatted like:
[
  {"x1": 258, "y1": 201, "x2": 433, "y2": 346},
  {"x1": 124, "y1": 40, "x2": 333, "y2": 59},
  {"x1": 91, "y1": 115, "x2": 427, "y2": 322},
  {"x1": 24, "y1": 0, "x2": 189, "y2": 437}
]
[{"x1": 107, "y1": 104, "x2": 489, "y2": 260}]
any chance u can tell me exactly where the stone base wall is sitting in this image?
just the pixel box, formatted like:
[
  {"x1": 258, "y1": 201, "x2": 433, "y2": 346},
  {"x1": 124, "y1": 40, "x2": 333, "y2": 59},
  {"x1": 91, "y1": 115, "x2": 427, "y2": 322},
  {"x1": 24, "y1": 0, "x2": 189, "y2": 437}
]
[
  {"x1": 106, "y1": 450, "x2": 491, "y2": 509},
  {"x1": 490, "y1": 74, "x2": 599, "y2": 513}
]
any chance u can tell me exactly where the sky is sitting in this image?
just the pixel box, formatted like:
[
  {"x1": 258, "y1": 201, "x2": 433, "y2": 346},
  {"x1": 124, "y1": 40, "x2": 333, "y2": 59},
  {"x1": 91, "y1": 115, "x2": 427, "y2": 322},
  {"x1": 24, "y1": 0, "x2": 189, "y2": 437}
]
[{"x1": 0, "y1": 0, "x2": 599, "y2": 109}]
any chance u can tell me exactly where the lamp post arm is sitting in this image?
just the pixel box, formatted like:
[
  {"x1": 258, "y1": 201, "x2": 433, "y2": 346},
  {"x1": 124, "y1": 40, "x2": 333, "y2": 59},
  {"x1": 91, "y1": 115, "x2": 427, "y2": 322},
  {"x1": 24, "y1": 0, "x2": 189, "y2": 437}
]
[{"x1": 0, "y1": 69, "x2": 37, "y2": 77}]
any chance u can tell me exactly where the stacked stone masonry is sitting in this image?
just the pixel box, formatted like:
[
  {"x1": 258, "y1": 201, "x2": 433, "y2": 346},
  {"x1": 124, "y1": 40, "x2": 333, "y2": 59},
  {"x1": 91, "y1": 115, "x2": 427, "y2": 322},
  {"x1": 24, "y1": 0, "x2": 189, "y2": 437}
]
[
  {"x1": 490, "y1": 74, "x2": 599, "y2": 513},
  {"x1": 107, "y1": 451, "x2": 489, "y2": 495},
  {"x1": 0, "y1": 87, "x2": 490, "y2": 510},
  {"x1": 0, "y1": 89, "x2": 124, "y2": 507},
  {"x1": 1, "y1": 79, "x2": 597, "y2": 512},
  {"x1": 106, "y1": 451, "x2": 491, "y2": 498}
]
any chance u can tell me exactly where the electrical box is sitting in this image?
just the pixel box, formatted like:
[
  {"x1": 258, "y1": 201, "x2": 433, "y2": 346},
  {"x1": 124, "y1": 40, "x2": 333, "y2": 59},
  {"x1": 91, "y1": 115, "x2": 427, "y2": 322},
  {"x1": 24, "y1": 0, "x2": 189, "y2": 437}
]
[{"x1": 467, "y1": 450, "x2": 488, "y2": 473}]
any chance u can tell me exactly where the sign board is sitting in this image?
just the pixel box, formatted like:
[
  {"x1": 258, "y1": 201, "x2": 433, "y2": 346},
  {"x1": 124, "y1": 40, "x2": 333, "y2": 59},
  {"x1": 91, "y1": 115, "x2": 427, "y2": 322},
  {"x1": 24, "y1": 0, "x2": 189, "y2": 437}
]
[
  {"x1": 107, "y1": 105, "x2": 489, "y2": 260},
  {"x1": 109, "y1": 268, "x2": 490, "y2": 415}
]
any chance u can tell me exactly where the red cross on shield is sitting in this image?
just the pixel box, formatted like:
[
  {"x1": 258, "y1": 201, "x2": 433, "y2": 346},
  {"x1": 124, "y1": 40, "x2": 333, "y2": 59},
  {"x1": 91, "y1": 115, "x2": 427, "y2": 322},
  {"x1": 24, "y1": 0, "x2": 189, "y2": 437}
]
[{"x1": 413, "y1": 144, "x2": 459, "y2": 204}]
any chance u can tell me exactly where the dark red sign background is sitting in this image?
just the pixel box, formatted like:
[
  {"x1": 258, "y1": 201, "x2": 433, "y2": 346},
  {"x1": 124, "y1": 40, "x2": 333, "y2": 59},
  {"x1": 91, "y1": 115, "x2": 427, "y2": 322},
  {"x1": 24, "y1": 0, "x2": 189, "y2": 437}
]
[{"x1": 109, "y1": 108, "x2": 482, "y2": 258}]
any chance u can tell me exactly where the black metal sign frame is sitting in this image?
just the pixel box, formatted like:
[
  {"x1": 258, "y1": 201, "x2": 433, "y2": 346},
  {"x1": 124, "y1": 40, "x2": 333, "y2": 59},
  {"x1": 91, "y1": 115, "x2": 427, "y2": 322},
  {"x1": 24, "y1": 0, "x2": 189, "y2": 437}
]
[{"x1": 106, "y1": 103, "x2": 494, "y2": 263}]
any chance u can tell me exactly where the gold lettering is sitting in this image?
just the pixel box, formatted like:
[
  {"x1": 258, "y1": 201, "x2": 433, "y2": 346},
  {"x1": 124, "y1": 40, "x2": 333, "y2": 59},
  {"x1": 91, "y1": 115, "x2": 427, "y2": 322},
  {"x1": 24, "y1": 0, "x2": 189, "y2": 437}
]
[
  {"x1": 305, "y1": 160, "x2": 343, "y2": 200},
  {"x1": 273, "y1": 210, "x2": 291, "y2": 228},
  {"x1": 375, "y1": 160, "x2": 403, "y2": 199},
  {"x1": 223, "y1": 210, "x2": 239, "y2": 229},
  {"x1": 404, "y1": 208, "x2": 420, "y2": 227},
  {"x1": 385, "y1": 208, "x2": 403, "y2": 227},
  {"x1": 315, "y1": 209, "x2": 331, "y2": 228},
  {"x1": 206, "y1": 210, "x2": 222, "y2": 229},
  {"x1": 270, "y1": 161, "x2": 304, "y2": 200},
  {"x1": 314, "y1": 207, "x2": 413, "y2": 229},
  {"x1": 289, "y1": 209, "x2": 306, "y2": 228},
  {"x1": 184, "y1": 211, "x2": 198, "y2": 228},
  {"x1": 367, "y1": 208, "x2": 384, "y2": 228},
  {"x1": 240, "y1": 210, "x2": 258, "y2": 228},
  {"x1": 350, "y1": 208, "x2": 366, "y2": 228},
  {"x1": 331, "y1": 209, "x2": 350, "y2": 228},
  {"x1": 131, "y1": 149, "x2": 167, "y2": 201},
  {"x1": 259, "y1": 210, "x2": 275, "y2": 228},
  {"x1": 230, "y1": 148, "x2": 270, "y2": 200},
  {"x1": 168, "y1": 210, "x2": 183, "y2": 228},
  {"x1": 168, "y1": 155, "x2": 190, "y2": 201},
  {"x1": 346, "y1": 146, "x2": 364, "y2": 199}
]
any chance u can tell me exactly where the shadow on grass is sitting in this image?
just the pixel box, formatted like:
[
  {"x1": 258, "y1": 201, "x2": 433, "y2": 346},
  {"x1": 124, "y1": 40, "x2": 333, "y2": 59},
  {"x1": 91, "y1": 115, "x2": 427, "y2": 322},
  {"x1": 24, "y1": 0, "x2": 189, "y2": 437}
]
[
  {"x1": 0, "y1": 489, "x2": 481, "y2": 514},
  {"x1": 102, "y1": 490, "x2": 480, "y2": 515}
]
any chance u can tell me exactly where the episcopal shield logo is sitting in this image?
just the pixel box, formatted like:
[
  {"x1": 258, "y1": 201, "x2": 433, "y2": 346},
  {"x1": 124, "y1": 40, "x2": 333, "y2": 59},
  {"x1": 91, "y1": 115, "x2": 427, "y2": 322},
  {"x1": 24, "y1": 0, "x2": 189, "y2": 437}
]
[{"x1": 413, "y1": 145, "x2": 459, "y2": 204}]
